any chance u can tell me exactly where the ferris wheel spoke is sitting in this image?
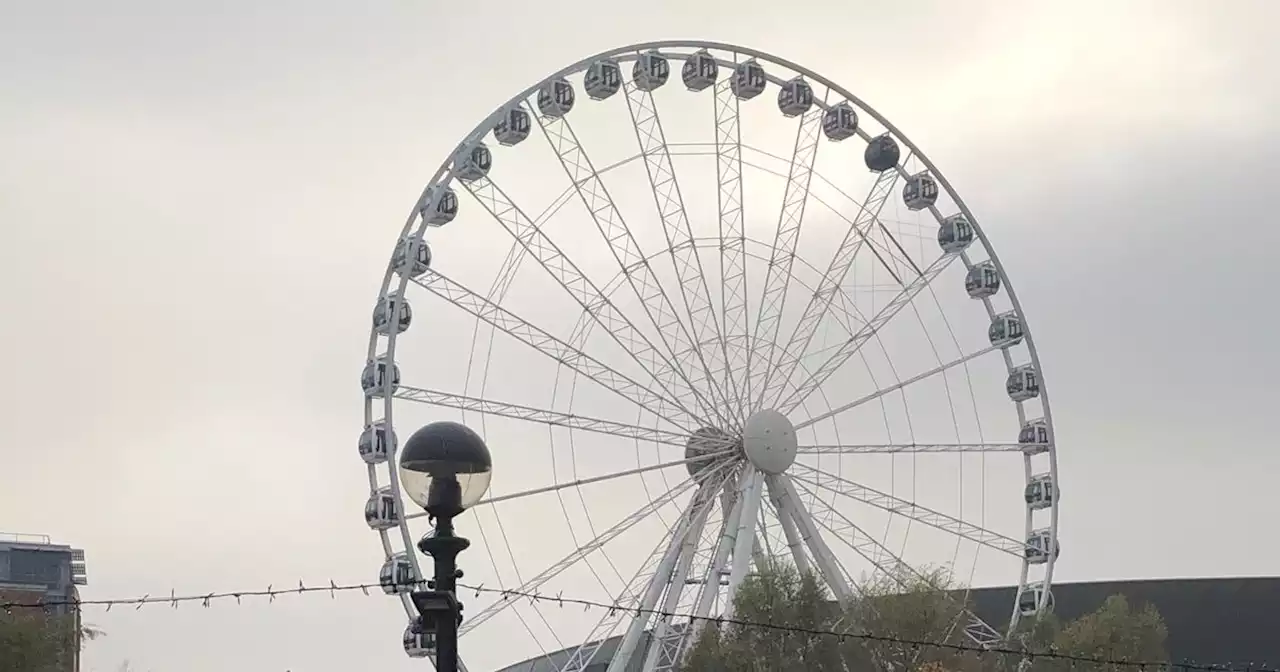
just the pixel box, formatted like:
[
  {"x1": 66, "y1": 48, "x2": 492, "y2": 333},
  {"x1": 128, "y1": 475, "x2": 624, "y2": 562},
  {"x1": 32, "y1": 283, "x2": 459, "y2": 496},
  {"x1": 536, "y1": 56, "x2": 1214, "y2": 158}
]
[
  {"x1": 623, "y1": 82, "x2": 734, "y2": 426},
  {"x1": 760, "y1": 165, "x2": 905, "y2": 410},
  {"x1": 713, "y1": 77, "x2": 751, "y2": 426},
  {"x1": 790, "y1": 463, "x2": 1029, "y2": 558},
  {"x1": 532, "y1": 107, "x2": 728, "y2": 429},
  {"x1": 606, "y1": 469, "x2": 726, "y2": 672},
  {"x1": 565, "y1": 467, "x2": 731, "y2": 672},
  {"x1": 411, "y1": 269, "x2": 692, "y2": 431},
  {"x1": 764, "y1": 474, "x2": 855, "y2": 603},
  {"x1": 776, "y1": 250, "x2": 960, "y2": 416},
  {"x1": 405, "y1": 455, "x2": 734, "y2": 523},
  {"x1": 458, "y1": 171, "x2": 714, "y2": 428},
  {"x1": 395, "y1": 386, "x2": 704, "y2": 447},
  {"x1": 747, "y1": 99, "x2": 827, "y2": 413},
  {"x1": 794, "y1": 343, "x2": 1002, "y2": 431},
  {"x1": 797, "y1": 441, "x2": 1028, "y2": 455},
  {"x1": 459, "y1": 469, "x2": 714, "y2": 638},
  {"x1": 794, "y1": 485, "x2": 1003, "y2": 646}
]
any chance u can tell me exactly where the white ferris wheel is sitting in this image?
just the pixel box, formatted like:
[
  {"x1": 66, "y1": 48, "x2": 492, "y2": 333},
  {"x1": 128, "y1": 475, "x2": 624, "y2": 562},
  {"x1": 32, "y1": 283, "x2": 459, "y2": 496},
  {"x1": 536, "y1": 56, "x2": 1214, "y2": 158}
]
[{"x1": 360, "y1": 40, "x2": 1060, "y2": 671}]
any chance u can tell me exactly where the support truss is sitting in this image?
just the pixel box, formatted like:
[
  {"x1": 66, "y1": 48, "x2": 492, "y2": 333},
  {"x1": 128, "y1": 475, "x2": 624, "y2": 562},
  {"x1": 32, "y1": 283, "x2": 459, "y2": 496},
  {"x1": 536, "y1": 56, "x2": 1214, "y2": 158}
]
[
  {"x1": 776, "y1": 251, "x2": 960, "y2": 416},
  {"x1": 748, "y1": 101, "x2": 826, "y2": 413},
  {"x1": 395, "y1": 386, "x2": 696, "y2": 447},
  {"x1": 461, "y1": 171, "x2": 710, "y2": 429},
  {"x1": 790, "y1": 464, "x2": 1030, "y2": 557},
  {"x1": 534, "y1": 107, "x2": 727, "y2": 428},
  {"x1": 411, "y1": 269, "x2": 689, "y2": 431},
  {"x1": 797, "y1": 442, "x2": 1028, "y2": 455},
  {"x1": 713, "y1": 76, "x2": 750, "y2": 424},
  {"x1": 624, "y1": 83, "x2": 732, "y2": 424},
  {"x1": 760, "y1": 166, "x2": 904, "y2": 410}
]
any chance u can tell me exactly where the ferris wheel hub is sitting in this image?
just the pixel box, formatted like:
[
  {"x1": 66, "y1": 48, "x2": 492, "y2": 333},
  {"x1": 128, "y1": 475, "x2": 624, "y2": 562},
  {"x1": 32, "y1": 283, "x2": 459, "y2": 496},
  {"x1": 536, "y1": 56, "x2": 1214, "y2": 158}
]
[{"x1": 742, "y1": 409, "x2": 797, "y2": 474}]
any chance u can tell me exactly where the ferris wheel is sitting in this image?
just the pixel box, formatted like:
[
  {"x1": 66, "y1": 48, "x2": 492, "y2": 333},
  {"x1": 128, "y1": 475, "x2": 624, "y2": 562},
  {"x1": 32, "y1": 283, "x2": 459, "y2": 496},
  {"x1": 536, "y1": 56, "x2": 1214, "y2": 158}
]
[{"x1": 359, "y1": 40, "x2": 1060, "y2": 671}]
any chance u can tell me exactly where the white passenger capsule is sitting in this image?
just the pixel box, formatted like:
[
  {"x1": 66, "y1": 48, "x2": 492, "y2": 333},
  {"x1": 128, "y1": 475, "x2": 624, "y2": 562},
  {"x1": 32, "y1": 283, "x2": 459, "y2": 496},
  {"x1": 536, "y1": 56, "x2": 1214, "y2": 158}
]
[
  {"x1": 1006, "y1": 364, "x2": 1040, "y2": 402},
  {"x1": 822, "y1": 102, "x2": 858, "y2": 141},
  {"x1": 455, "y1": 143, "x2": 492, "y2": 182},
  {"x1": 361, "y1": 356, "x2": 400, "y2": 398},
  {"x1": 537, "y1": 77, "x2": 575, "y2": 117},
  {"x1": 392, "y1": 236, "x2": 432, "y2": 279},
  {"x1": 730, "y1": 59, "x2": 766, "y2": 100},
  {"x1": 902, "y1": 172, "x2": 938, "y2": 211},
  {"x1": 584, "y1": 59, "x2": 622, "y2": 100},
  {"x1": 379, "y1": 552, "x2": 416, "y2": 595},
  {"x1": 358, "y1": 420, "x2": 396, "y2": 465},
  {"x1": 1024, "y1": 474, "x2": 1055, "y2": 511},
  {"x1": 632, "y1": 50, "x2": 670, "y2": 92},
  {"x1": 937, "y1": 213, "x2": 975, "y2": 253},
  {"x1": 681, "y1": 49, "x2": 718, "y2": 91},
  {"x1": 988, "y1": 311, "x2": 1024, "y2": 348},
  {"x1": 373, "y1": 293, "x2": 412, "y2": 336},
  {"x1": 777, "y1": 77, "x2": 814, "y2": 117},
  {"x1": 964, "y1": 261, "x2": 1000, "y2": 299},
  {"x1": 1018, "y1": 418, "x2": 1050, "y2": 455},
  {"x1": 493, "y1": 107, "x2": 531, "y2": 147},
  {"x1": 364, "y1": 486, "x2": 399, "y2": 531},
  {"x1": 418, "y1": 185, "x2": 458, "y2": 226},
  {"x1": 1024, "y1": 528, "x2": 1060, "y2": 565}
]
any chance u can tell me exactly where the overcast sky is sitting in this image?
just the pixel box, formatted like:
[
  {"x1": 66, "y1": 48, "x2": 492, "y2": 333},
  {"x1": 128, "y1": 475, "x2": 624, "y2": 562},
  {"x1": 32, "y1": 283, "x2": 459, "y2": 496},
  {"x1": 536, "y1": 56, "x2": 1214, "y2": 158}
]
[{"x1": 3, "y1": 1, "x2": 1279, "y2": 671}]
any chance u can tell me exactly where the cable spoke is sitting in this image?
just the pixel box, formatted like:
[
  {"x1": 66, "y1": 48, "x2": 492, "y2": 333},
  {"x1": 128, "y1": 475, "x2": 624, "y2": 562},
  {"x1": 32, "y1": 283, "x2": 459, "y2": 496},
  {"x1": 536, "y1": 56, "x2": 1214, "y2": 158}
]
[
  {"x1": 795, "y1": 484, "x2": 1004, "y2": 646},
  {"x1": 624, "y1": 80, "x2": 733, "y2": 427},
  {"x1": 760, "y1": 165, "x2": 905, "y2": 410},
  {"x1": 747, "y1": 99, "x2": 826, "y2": 413},
  {"x1": 776, "y1": 251, "x2": 961, "y2": 416},
  {"x1": 797, "y1": 442, "x2": 1029, "y2": 455},
  {"x1": 534, "y1": 106, "x2": 727, "y2": 428},
  {"x1": 790, "y1": 463, "x2": 1029, "y2": 557},
  {"x1": 713, "y1": 75, "x2": 750, "y2": 426},
  {"x1": 411, "y1": 269, "x2": 689, "y2": 431},
  {"x1": 458, "y1": 467, "x2": 721, "y2": 637},
  {"x1": 460, "y1": 167, "x2": 711, "y2": 428},
  {"x1": 795, "y1": 344, "x2": 1001, "y2": 430}
]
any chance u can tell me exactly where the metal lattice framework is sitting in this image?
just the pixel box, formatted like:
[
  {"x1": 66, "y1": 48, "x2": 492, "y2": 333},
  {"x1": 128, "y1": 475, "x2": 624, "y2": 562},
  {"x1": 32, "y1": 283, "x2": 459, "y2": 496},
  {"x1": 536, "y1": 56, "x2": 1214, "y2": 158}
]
[{"x1": 359, "y1": 40, "x2": 1060, "y2": 672}]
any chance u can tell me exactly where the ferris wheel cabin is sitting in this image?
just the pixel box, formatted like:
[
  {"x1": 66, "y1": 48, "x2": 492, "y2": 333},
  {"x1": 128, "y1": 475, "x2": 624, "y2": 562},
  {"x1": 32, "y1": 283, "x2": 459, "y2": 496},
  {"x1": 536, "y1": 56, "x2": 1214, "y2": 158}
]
[
  {"x1": 404, "y1": 624, "x2": 435, "y2": 659},
  {"x1": 364, "y1": 486, "x2": 400, "y2": 531},
  {"x1": 681, "y1": 49, "x2": 718, "y2": 91},
  {"x1": 379, "y1": 552, "x2": 416, "y2": 595},
  {"x1": 903, "y1": 172, "x2": 939, "y2": 211},
  {"x1": 536, "y1": 78, "x2": 576, "y2": 118},
  {"x1": 493, "y1": 107, "x2": 532, "y2": 147},
  {"x1": 1006, "y1": 364, "x2": 1040, "y2": 402},
  {"x1": 361, "y1": 357, "x2": 401, "y2": 398},
  {"x1": 988, "y1": 311, "x2": 1024, "y2": 348},
  {"x1": 358, "y1": 420, "x2": 396, "y2": 465},
  {"x1": 584, "y1": 58, "x2": 622, "y2": 100},
  {"x1": 1018, "y1": 582, "x2": 1053, "y2": 617},
  {"x1": 632, "y1": 51, "x2": 670, "y2": 91},
  {"x1": 938, "y1": 213, "x2": 975, "y2": 253},
  {"x1": 1025, "y1": 528, "x2": 1060, "y2": 565},
  {"x1": 1024, "y1": 474, "x2": 1055, "y2": 510},
  {"x1": 864, "y1": 133, "x2": 900, "y2": 172},
  {"x1": 392, "y1": 236, "x2": 432, "y2": 279},
  {"x1": 821, "y1": 102, "x2": 858, "y2": 141},
  {"x1": 1018, "y1": 418, "x2": 1050, "y2": 454},
  {"x1": 964, "y1": 261, "x2": 1001, "y2": 299},
  {"x1": 455, "y1": 142, "x2": 493, "y2": 182},
  {"x1": 777, "y1": 77, "x2": 814, "y2": 117},
  {"x1": 373, "y1": 293, "x2": 412, "y2": 336},
  {"x1": 730, "y1": 59, "x2": 767, "y2": 100},
  {"x1": 418, "y1": 185, "x2": 458, "y2": 226}
]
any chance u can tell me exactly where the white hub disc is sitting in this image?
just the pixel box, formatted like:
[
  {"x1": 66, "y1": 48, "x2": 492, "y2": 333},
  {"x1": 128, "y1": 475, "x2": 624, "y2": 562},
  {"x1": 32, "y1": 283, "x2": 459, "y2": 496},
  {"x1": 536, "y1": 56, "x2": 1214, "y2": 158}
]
[{"x1": 742, "y1": 409, "x2": 797, "y2": 474}]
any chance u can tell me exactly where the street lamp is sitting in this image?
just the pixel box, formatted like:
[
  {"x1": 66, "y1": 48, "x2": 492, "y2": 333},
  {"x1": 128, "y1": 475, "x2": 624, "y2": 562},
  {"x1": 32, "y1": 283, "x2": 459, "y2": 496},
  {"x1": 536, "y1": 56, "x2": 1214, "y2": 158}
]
[{"x1": 399, "y1": 420, "x2": 492, "y2": 672}]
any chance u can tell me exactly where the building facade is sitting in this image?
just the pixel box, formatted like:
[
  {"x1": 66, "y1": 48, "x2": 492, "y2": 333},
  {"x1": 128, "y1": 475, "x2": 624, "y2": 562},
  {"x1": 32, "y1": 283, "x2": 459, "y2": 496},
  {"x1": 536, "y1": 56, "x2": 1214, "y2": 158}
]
[{"x1": 0, "y1": 532, "x2": 88, "y2": 672}]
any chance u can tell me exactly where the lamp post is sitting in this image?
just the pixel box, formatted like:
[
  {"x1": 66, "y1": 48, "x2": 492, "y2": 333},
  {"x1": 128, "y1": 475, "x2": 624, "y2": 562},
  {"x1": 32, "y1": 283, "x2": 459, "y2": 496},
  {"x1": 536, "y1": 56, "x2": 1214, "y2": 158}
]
[{"x1": 398, "y1": 420, "x2": 493, "y2": 672}]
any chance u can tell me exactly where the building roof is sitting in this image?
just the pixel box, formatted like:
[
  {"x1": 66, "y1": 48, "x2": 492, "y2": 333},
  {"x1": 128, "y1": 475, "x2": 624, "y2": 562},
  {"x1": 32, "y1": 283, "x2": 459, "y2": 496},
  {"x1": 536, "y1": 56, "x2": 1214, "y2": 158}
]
[{"x1": 492, "y1": 577, "x2": 1280, "y2": 672}]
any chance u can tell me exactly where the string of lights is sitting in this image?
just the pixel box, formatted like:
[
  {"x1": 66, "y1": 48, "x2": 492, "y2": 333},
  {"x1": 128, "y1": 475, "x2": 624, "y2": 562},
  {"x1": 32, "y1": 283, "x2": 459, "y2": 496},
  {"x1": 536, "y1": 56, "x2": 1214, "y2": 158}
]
[{"x1": 1, "y1": 579, "x2": 1269, "y2": 672}]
